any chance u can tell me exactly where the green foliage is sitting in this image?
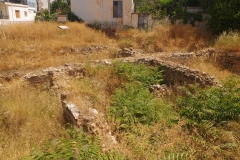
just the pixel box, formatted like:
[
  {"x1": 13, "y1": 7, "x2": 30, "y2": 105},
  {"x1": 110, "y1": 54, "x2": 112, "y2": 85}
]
[
  {"x1": 186, "y1": 0, "x2": 200, "y2": 6},
  {"x1": 134, "y1": 0, "x2": 202, "y2": 25},
  {"x1": 35, "y1": 9, "x2": 56, "y2": 22},
  {"x1": 182, "y1": 11, "x2": 203, "y2": 26},
  {"x1": 108, "y1": 62, "x2": 176, "y2": 131},
  {"x1": 178, "y1": 77, "x2": 240, "y2": 124},
  {"x1": 29, "y1": 127, "x2": 127, "y2": 160},
  {"x1": 162, "y1": 152, "x2": 189, "y2": 160},
  {"x1": 68, "y1": 11, "x2": 83, "y2": 22},
  {"x1": 110, "y1": 83, "x2": 162, "y2": 128},
  {"x1": 50, "y1": 0, "x2": 83, "y2": 22},
  {"x1": 112, "y1": 61, "x2": 163, "y2": 87},
  {"x1": 204, "y1": 0, "x2": 240, "y2": 34},
  {"x1": 51, "y1": 0, "x2": 70, "y2": 14}
]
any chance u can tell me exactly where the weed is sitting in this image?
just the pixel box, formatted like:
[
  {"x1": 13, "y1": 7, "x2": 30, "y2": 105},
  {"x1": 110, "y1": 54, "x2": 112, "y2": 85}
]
[
  {"x1": 113, "y1": 61, "x2": 163, "y2": 87},
  {"x1": 0, "y1": 80, "x2": 64, "y2": 159},
  {"x1": 178, "y1": 77, "x2": 240, "y2": 124},
  {"x1": 110, "y1": 84, "x2": 162, "y2": 128},
  {"x1": 215, "y1": 31, "x2": 240, "y2": 52},
  {"x1": 29, "y1": 127, "x2": 127, "y2": 160}
]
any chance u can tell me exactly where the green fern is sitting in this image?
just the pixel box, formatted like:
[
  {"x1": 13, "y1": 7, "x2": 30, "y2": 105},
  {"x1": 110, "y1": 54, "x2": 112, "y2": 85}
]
[
  {"x1": 178, "y1": 77, "x2": 240, "y2": 124},
  {"x1": 29, "y1": 127, "x2": 127, "y2": 160},
  {"x1": 162, "y1": 152, "x2": 189, "y2": 160}
]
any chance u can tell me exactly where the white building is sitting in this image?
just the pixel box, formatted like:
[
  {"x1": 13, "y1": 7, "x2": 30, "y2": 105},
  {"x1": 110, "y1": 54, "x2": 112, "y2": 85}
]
[
  {"x1": 71, "y1": 0, "x2": 135, "y2": 27},
  {"x1": 0, "y1": 0, "x2": 36, "y2": 24}
]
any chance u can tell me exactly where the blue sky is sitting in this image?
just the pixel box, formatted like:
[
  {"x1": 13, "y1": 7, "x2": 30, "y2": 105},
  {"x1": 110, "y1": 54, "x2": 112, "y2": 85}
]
[{"x1": 27, "y1": 0, "x2": 37, "y2": 8}]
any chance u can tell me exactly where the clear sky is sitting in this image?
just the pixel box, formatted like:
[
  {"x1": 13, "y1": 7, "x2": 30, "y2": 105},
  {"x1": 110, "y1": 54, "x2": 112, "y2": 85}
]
[{"x1": 27, "y1": 0, "x2": 37, "y2": 8}]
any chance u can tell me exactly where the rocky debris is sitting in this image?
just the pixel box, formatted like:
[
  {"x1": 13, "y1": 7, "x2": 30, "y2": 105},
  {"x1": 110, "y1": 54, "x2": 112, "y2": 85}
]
[
  {"x1": 61, "y1": 96, "x2": 118, "y2": 151},
  {"x1": 62, "y1": 100, "x2": 80, "y2": 125},
  {"x1": 120, "y1": 47, "x2": 145, "y2": 57},
  {"x1": 73, "y1": 45, "x2": 108, "y2": 55},
  {"x1": 196, "y1": 48, "x2": 217, "y2": 57},
  {"x1": 99, "y1": 56, "x2": 219, "y2": 87},
  {"x1": 22, "y1": 71, "x2": 54, "y2": 87},
  {"x1": 140, "y1": 58, "x2": 219, "y2": 86},
  {"x1": 0, "y1": 72, "x2": 20, "y2": 82},
  {"x1": 149, "y1": 84, "x2": 171, "y2": 97},
  {"x1": 215, "y1": 52, "x2": 240, "y2": 75},
  {"x1": 172, "y1": 52, "x2": 194, "y2": 58},
  {"x1": 20, "y1": 53, "x2": 219, "y2": 88}
]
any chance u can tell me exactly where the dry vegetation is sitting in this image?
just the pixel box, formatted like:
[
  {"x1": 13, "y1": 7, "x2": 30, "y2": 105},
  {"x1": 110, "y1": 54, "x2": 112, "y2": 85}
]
[
  {"x1": 116, "y1": 24, "x2": 212, "y2": 52},
  {"x1": 214, "y1": 31, "x2": 240, "y2": 52},
  {"x1": 0, "y1": 80, "x2": 65, "y2": 159},
  {"x1": 0, "y1": 22, "x2": 240, "y2": 159},
  {"x1": 0, "y1": 22, "x2": 114, "y2": 71}
]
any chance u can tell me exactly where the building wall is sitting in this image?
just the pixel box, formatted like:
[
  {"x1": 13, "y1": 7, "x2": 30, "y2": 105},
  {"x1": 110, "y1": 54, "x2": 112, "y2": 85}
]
[
  {"x1": 0, "y1": 3, "x2": 36, "y2": 23},
  {"x1": 71, "y1": 0, "x2": 134, "y2": 27}
]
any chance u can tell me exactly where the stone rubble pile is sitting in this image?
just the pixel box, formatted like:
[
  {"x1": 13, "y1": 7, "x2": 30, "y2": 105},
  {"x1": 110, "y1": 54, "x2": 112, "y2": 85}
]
[
  {"x1": 172, "y1": 52, "x2": 194, "y2": 58},
  {"x1": 120, "y1": 47, "x2": 145, "y2": 57},
  {"x1": 196, "y1": 48, "x2": 217, "y2": 57},
  {"x1": 61, "y1": 94, "x2": 118, "y2": 151},
  {"x1": 73, "y1": 45, "x2": 108, "y2": 55},
  {"x1": 149, "y1": 84, "x2": 171, "y2": 97}
]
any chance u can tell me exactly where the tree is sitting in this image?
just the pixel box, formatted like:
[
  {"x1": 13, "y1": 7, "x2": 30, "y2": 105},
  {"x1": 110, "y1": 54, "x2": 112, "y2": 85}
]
[
  {"x1": 134, "y1": 0, "x2": 201, "y2": 25},
  {"x1": 204, "y1": 0, "x2": 240, "y2": 34},
  {"x1": 134, "y1": 0, "x2": 187, "y2": 19},
  {"x1": 50, "y1": 0, "x2": 83, "y2": 22}
]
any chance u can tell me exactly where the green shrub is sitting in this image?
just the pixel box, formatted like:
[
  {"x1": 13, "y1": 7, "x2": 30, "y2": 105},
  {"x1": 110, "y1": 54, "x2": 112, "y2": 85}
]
[
  {"x1": 108, "y1": 62, "x2": 174, "y2": 131},
  {"x1": 109, "y1": 84, "x2": 161, "y2": 128},
  {"x1": 29, "y1": 127, "x2": 127, "y2": 160},
  {"x1": 178, "y1": 77, "x2": 240, "y2": 124},
  {"x1": 113, "y1": 61, "x2": 163, "y2": 87},
  {"x1": 35, "y1": 9, "x2": 57, "y2": 22}
]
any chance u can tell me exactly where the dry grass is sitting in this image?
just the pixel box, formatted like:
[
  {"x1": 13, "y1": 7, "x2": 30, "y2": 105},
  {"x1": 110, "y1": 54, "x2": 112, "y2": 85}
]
[
  {"x1": 0, "y1": 80, "x2": 64, "y2": 159},
  {"x1": 62, "y1": 64, "x2": 121, "y2": 114},
  {"x1": 215, "y1": 31, "x2": 240, "y2": 52},
  {"x1": 0, "y1": 22, "x2": 115, "y2": 71},
  {"x1": 174, "y1": 57, "x2": 234, "y2": 81},
  {"x1": 116, "y1": 24, "x2": 212, "y2": 52},
  {"x1": 1, "y1": 22, "x2": 240, "y2": 159}
]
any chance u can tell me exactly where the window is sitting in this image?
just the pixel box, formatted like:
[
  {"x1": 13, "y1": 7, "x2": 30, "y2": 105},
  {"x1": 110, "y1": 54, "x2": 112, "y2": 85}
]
[
  {"x1": 15, "y1": 10, "x2": 20, "y2": 18},
  {"x1": 113, "y1": 1, "x2": 122, "y2": 18},
  {"x1": 24, "y1": 11, "x2": 27, "y2": 17}
]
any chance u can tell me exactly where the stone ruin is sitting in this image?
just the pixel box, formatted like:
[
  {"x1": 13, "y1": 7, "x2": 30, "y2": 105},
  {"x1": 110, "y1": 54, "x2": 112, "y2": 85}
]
[
  {"x1": 61, "y1": 93, "x2": 118, "y2": 151},
  {"x1": 0, "y1": 49, "x2": 225, "y2": 151}
]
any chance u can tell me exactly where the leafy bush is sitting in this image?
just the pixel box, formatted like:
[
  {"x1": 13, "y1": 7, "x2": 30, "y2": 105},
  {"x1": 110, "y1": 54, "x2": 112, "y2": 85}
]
[
  {"x1": 109, "y1": 84, "x2": 162, "y2": 129},
  {"x1": 35, "y1": 9, "x2": 57, "y2": 22},
  {"x1": 178, "y1": 77, "x2": 240, "y2": 124},
  {"x1": 68, "y1": 11, "x2": 83, "y2": 22},
  {"x1": 108, "y1": 62, "x2": 176, "y2": 130},
  {"x1": 113, "y1": 61, "x2": 163, "y2": 87},
  {"x1": 50, "y1": 0, "x2": 83, "y2": 22},
  {"x1": 206, "y1": 0, "x2": 240, "y2": 34},
  {"x1": 29, "y1": 127, "x2": 127, "y2": 160}
]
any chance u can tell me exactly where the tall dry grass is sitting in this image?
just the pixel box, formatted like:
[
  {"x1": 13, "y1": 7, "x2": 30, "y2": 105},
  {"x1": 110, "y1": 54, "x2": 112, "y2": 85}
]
[
  {"x1": 215, "y1": 31, "x2": 240, "y2": 52},
  {"x1": 0, "y1": 80, "x2": 64, "y2": 159},
  {"x1": 0, "y1": 22, "x2": 114, "y2": 71},
  {"x1": 116, "y1": 24, "x2": 212, "y2": 52}
]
